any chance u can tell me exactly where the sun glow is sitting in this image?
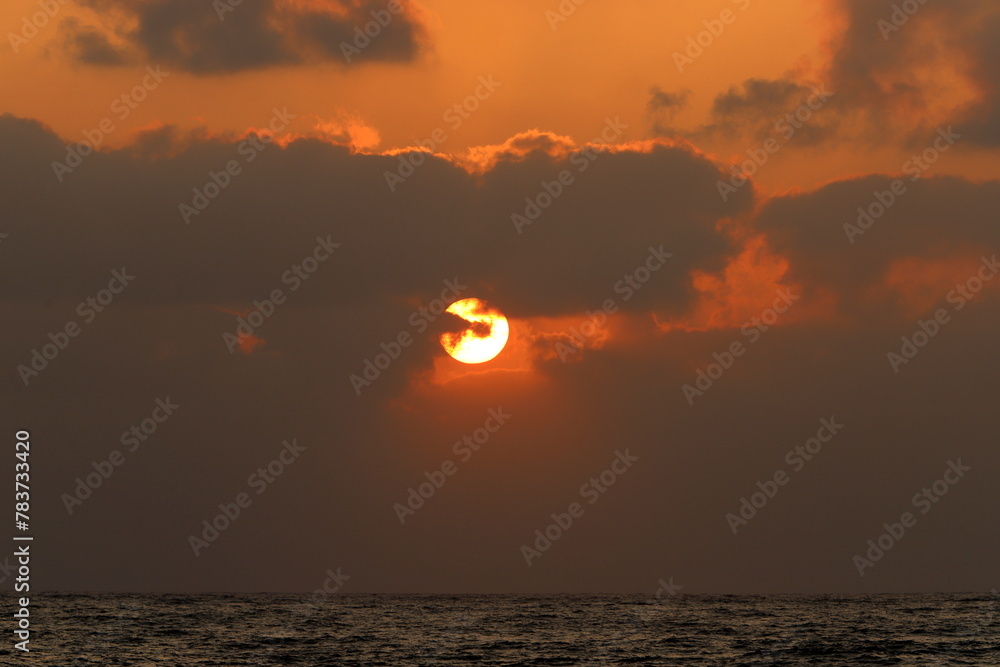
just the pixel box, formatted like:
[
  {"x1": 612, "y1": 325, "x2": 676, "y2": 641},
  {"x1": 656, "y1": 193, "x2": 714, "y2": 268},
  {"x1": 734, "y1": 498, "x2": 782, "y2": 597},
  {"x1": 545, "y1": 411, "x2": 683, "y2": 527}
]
[{"x1": 440, "y1": 298, "x2": 509, "y2": 364}]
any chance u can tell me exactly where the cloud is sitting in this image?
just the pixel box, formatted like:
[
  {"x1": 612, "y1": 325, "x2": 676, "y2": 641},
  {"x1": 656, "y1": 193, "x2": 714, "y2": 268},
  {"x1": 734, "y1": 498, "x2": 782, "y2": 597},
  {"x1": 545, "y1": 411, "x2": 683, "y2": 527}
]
[
  {"x1": 460, "y1": 130, "x2": 579, "y2": 173},
  {"x1": 4, "y1": 112, "x2": 998, "y2": 594},
  {"x1": 57, "y1": 0, "x2": 428, "y2": 74},
  {"x1": 651, "y1": 0, "x2": 1000, "y2": 148},
  {"x1": 823, "y1": 0, "x2": 1000, "y2": 145},
  {"x1": 649, "y1": 87, "x2": 690, "y2": 113},
  {"x1": 647, "y1": 68, "x2": 841, "y2": 149},
  {"x1": 648, "y1": 86, "x2": 690, "y2": 126},
  {"x1": 0, "y1": 115, "x2": 748, "y2": 319},
  {"x1": 706, "y1": 79, "x2": 837, "y2": 144},
  {"x1": 751, "y1": 173, "x2": 1000, "y2": 321},
  {"x1": 57, "y1": 16, "x2": 130, "y2": 66}
]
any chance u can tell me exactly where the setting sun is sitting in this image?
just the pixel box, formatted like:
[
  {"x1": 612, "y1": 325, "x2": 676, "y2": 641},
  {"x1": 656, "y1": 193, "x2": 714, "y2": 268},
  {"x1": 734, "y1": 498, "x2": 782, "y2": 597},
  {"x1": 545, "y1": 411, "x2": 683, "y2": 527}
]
[{"x1": 440, "y1": 298, "x2": 509, "y2": 364}]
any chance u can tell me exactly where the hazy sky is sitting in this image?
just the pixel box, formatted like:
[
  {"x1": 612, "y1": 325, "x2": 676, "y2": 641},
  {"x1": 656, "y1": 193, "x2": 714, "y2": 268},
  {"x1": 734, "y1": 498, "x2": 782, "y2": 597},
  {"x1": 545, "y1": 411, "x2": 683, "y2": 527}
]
[{"x1": 2, "y1": 0, "x2": 998, "y2": 594}]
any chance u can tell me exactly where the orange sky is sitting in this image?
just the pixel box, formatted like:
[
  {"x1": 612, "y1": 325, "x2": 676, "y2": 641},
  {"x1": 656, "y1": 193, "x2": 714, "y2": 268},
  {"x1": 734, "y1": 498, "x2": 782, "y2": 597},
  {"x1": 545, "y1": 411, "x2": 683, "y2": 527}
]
[{"x1": 7, "y1": 0, "x2": 997, "y2": 194}]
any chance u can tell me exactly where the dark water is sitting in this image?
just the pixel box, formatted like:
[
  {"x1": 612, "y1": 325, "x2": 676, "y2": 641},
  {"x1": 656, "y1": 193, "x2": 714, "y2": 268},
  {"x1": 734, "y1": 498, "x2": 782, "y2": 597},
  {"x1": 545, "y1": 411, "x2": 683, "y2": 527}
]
[{"x1": 4, "y1": 593, "x2": 999, "y2": 665}]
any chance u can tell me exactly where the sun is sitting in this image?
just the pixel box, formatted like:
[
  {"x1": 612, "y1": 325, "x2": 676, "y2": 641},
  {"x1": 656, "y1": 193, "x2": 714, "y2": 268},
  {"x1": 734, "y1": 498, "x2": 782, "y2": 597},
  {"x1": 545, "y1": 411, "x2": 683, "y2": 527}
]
[{"x1": 440, "y1": 298, "x2": 510, "y2": 364}]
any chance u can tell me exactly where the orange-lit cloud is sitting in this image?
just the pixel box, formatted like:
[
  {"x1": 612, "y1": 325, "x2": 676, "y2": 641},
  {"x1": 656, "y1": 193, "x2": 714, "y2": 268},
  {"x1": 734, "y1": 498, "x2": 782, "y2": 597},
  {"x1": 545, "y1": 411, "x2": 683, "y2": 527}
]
[
  {"x1": 278, "y1": 113, "x2": 382, "y2": 151},
  {"x1": 459, "y1": 130, "x2": 578, "y2": 174},
  {"x1": 655, "y1": 236, "x2": 791, "y2": 333}
]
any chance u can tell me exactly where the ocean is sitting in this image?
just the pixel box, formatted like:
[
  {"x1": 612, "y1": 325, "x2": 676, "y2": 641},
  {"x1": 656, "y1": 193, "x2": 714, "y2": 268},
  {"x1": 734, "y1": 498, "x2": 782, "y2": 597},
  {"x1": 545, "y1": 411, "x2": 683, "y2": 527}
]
[{"x1": 5, "y1": 593, "x2": 998, "y2": 665}]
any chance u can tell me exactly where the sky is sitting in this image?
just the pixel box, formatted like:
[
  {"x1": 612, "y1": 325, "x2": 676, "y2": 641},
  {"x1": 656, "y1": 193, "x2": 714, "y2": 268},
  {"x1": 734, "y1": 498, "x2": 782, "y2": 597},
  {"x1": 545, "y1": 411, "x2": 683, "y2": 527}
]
[{"x1": 2, "y1": 0, "x2": 998, "y2": 594}]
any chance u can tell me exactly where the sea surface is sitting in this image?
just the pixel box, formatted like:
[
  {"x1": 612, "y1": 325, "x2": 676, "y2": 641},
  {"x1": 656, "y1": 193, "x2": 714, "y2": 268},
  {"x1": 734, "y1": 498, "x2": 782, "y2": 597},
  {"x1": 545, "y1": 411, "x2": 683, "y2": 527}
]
[{"x1": 3, "y1": 593, "x2": 998, "y2": 665}]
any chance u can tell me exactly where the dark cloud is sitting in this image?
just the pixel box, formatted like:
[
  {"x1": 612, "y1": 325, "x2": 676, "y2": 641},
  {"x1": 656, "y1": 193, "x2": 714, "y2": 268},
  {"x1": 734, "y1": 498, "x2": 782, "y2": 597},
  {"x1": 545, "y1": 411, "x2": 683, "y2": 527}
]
[
  {"x1": 0, "y1": 115, "x2": 747, "y2": 317},
  {"x1": 0, "y1": 112, "x2": 749, "y2": 591},
  {"x1": 752, "y1": 173, "x2": 1000, "y2": 319},
  {"x1": 711, "y1": 79, "x2": 809, "y2": 120},
  {"x1": 649, "y1": 88, "x2": 689, "y2": 111},
  {"x1": 647, "y1": 86, "x2": 690, "y2": 137},
  {"x1": 651, "y1": 0, "x2": 1000, "y2": 148},
  {"x1": 648, "y1": 87, "x2": 689, "y2": 115},
  {"x1": 58, "y1": 17, "x2": 130, "y2": 66},
  {"x1": 822, "y1": 0, "x2": 1000, "y2": 146},
  {"x1": 294, "y1": 5, "x2": 421, "y2": 63},
  {"x1": 58, "y1": 0, "x2": 427, "y2": 74},
  {"x1": 3, "y1": 114, "x2": 998, "y2": 594},
  {"x1": 712, "y1": 78, "x2": 837, "y2": 145},
  {"x1": 651, "y1": 77, "x2": 839, "y2": 147}
]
